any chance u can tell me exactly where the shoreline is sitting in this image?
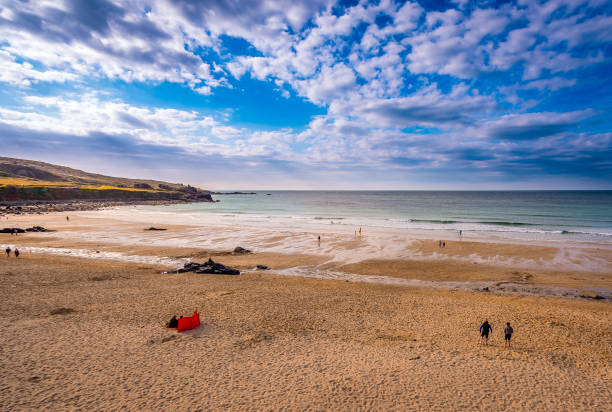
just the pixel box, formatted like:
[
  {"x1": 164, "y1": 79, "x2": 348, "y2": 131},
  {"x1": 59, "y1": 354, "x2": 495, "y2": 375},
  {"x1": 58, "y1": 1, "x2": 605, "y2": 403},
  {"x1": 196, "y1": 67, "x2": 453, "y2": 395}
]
[
  {"x1": 2, "y1": 209, "x2": 611, "y2": 301},
  {"x1": 0, "y1": 198, "x2": 217, "y2": 218}
]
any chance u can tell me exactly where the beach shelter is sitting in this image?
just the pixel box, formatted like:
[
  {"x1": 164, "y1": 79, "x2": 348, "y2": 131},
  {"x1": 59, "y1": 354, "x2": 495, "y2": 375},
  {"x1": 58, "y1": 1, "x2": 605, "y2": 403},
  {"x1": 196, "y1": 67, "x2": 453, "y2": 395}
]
[{"x1": 177, "y1": 310, "x2": 200, "y2": 332}]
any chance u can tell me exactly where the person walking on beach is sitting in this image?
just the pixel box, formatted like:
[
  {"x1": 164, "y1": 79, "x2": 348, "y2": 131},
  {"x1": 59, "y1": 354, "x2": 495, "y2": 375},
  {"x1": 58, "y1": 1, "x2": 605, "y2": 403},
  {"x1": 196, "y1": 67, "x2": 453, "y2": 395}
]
[
  {"x1": 14, "y1": 248, "x2": 19, "y2": 258},
  {"x1": 504, "y1": 322, "x2": 514, "y2": 347},
  {"x1": 66, "y1": 216, "x2": 69, "y2": 221},
  {"x1": 442, "y1": 241, "x2": 446, "y2": 248},
  {"x1": 5, "y1": 246, "x2": 11, "y2": 257},
  {"x1": 439, "y1": 240, "x2": 442, "y2": 248},
  {"x1": 480, "y1": 320, "x2": 492, "y2": 345}
]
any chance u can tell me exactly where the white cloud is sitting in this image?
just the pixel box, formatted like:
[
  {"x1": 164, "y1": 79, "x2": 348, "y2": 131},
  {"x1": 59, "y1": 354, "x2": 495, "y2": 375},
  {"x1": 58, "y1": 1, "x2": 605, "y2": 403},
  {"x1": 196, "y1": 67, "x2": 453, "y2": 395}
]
[
  {"x1": 0, "y1": 50, "x2": 78, "y2": 86},
  {"x1": 523, "y1": 77, "x2": 576, "y2": 91}
]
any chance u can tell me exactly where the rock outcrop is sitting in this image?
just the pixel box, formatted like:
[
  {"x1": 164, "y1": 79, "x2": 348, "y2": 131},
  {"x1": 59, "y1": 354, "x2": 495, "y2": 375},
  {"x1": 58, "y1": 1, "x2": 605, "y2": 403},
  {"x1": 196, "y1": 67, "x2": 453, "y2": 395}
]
[
  {"x1": 0, "y1": 226, "x2": 54, "y2": 233},
  {"x1": 166, "y1": 258, "x2": 240, "y2": 275}
]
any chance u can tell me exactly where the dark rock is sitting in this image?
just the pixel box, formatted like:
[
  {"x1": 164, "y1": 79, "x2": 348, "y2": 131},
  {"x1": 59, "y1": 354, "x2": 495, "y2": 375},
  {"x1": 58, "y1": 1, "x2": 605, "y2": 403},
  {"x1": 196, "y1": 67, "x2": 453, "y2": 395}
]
[
  {"x1": 144, "y1": 227, "x2": 167, "y2": 231},
  {"x1": 256, "y1": 265, "x2": 269, "y2": 270},
  {"x1": 177, "y1": 262, "x2": 202, "y2": 273},
  {"x1": 482, "y1": 287, "x2": 489, "y2": 292},
  {"x1": 167, "y1": 259, "x2": 240, "y2": 275},
  {"x1": 25, "y1": 226, "x2": 54, "y2": 232},
  {"x1": 0, "y1": 227, "x2": 24, "y2": 233},
  {"x1": 579, "y1": 294, "x2": 607, "y2": 300},
  {"x1": 195, "y1": 258, "x2": 240, "y2": 275},
  {"x1": 1, "y1": 226, "x2": 54, "y2": 233},
  {"x1": 233, "y1": 246, "x2": 251, "y2": 254}
]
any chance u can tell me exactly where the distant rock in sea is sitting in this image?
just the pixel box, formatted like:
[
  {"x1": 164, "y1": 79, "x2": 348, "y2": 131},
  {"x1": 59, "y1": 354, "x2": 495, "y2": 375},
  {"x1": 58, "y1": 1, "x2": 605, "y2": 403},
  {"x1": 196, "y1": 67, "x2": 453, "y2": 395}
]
[{"x1": 211, "y1": 191, "x2": 257, "y2": 195}]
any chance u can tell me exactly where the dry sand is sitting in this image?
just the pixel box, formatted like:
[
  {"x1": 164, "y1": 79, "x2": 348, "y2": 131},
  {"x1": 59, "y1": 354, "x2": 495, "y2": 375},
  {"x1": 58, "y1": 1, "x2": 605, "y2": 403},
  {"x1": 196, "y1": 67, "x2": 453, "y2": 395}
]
[{"x1": 0, "y1": 253, "x2": 610, "y2": 411}]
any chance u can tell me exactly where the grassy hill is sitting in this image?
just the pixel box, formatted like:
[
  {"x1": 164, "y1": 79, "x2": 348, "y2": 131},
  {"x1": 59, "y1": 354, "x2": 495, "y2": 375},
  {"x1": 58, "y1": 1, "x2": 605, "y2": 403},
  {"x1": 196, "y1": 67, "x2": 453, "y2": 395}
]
[{"x1": 0, "y1": 157, "x2": 212, "y2": 202}]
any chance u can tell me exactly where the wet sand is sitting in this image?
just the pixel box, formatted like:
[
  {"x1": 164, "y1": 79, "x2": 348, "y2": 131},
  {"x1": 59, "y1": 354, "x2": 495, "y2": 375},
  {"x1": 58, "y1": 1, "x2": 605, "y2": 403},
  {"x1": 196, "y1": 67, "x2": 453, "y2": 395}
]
[{"x1": 2, "y1": 212, "x2": 611, "y2": 295}]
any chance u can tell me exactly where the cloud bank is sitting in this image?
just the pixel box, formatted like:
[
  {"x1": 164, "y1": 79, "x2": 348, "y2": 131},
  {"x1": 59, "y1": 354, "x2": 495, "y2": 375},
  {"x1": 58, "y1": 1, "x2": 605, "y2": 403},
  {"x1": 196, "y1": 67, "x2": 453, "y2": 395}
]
[{"x1": 0, "y1": 0, "x2": 610, "y2": 188}]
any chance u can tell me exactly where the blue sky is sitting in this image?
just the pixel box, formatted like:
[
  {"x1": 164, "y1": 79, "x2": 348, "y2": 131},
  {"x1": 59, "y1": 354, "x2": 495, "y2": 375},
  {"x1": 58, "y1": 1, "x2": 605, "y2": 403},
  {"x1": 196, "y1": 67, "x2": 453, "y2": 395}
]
[{"x1": 0, "y1": 0, "x2": 610, "y2": 189}]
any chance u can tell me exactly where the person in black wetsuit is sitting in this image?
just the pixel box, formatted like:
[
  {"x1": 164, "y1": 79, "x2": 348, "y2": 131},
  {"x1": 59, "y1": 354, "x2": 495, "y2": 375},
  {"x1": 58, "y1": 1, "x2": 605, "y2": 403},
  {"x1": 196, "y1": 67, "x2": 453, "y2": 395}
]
[
  {"x1": 5, "y1": 247, "x2": 11, "y2": 257},
  {"x1": 167, "y1": 315, "x2": 178, "y2": 328},
  {"x1": 504, "y1": 322, "x2": 514, "y2": 347},
  {"x1": 480, "y1": 320, "x2": 492, "y2": 345}
]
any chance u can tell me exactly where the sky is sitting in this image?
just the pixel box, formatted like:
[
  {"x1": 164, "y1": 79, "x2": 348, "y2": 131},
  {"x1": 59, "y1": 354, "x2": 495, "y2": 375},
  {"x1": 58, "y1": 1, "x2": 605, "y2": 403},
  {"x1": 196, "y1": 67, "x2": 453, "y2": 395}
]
[{"x1": 0, "y1": 0, "x2": 610, "y2": 190}]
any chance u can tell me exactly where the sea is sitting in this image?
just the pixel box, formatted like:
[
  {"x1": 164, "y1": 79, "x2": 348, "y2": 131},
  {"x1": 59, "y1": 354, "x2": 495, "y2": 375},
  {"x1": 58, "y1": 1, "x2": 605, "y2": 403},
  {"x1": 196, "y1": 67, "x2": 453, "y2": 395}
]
[{"x1": 122, "y1": 191, "x2": 612, "y2": 244}]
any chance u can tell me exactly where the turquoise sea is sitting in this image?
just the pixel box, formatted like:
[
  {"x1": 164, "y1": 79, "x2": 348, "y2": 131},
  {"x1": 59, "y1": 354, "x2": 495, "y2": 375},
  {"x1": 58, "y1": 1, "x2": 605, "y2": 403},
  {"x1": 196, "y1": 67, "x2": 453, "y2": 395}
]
[{"x1": 142, "y1": 191, "x2": 612, "y2": 244}]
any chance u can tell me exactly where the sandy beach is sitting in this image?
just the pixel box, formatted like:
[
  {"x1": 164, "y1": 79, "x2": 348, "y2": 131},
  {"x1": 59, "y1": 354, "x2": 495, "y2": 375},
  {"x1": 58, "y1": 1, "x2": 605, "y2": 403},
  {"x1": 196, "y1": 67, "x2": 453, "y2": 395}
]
[
  {"x1": 1, "y1": 211, "x2": 611, "y2": 410},
  {"x1": 3, "y1": 0, "x2": 612, "y2": 409}
]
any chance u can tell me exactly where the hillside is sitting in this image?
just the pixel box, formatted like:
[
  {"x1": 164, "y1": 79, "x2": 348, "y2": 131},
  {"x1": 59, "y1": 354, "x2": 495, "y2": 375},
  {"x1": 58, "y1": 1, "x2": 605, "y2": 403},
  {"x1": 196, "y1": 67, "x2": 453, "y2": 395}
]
[{"x1": 0, "y1": 157, "x2": 212, "y2": 202}]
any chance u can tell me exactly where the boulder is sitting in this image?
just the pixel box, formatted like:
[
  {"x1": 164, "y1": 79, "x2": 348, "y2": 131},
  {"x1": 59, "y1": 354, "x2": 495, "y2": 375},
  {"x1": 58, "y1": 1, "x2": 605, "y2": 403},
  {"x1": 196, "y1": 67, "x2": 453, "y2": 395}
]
[
  {"x1": 233, "y1": 246, "x2": 251, "y2": 254},
  {"x1": 195, "y1": 259, "x2": 240, "y2": 275},
  {"x1": 167, "y1": 259, "x2": 240, "y2": 275},
  {"x1": 256, "y1": 265, "x2": 270, "y2": 270}
]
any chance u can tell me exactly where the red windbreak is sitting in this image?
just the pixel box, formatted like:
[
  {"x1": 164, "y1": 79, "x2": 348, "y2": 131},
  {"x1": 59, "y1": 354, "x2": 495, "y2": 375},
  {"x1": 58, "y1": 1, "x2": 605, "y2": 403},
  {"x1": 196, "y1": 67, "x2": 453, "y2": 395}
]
[{"x1": 177, "y1": 311, "x2": 200, "y2": 332}]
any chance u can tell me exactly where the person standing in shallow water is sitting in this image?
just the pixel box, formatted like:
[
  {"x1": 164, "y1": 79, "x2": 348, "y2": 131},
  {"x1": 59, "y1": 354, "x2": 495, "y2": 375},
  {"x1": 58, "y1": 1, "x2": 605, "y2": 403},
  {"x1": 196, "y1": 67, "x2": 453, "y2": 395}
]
[
  {"x1": 5, "y1": 246, "x2": 11, "y2": 257},
  {"x1": 480, "y1": 320, "x2": 492, "y2": 345},
  {"x1": 14, "y1": 248, "x2": 19, "y2": 258},
  {"x1": 504, "y1": 322, "x2": 514, "y2": 347}
]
